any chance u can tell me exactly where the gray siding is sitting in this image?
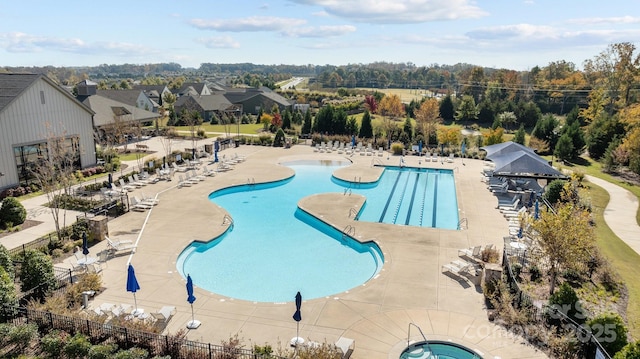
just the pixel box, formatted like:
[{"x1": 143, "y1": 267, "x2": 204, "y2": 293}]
[{"x1": 0, "y1": 78, "x2": 95, "y2": 189}]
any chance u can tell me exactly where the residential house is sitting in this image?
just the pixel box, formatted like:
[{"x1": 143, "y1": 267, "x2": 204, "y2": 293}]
[
  {"x1": 0, "y1": 73, "x2": 96, "y2": 190},
  {"x1": 224, "y1": 87, "x2": 292, "y2": 115},
  {"x1": 132, "y1": 84, "x2": 172, "y2": 108},
  {"x1": 174, "y1": 93, "x2": 237, "y2": 123}
]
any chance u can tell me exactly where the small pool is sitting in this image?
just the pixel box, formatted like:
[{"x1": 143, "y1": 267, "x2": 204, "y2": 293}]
[
  {"x1": 177, "y1": 160, "x2": 459, "y2": 302},
  {"x1": 400, "y1": 340, "x2": 482, "y2": 359}
]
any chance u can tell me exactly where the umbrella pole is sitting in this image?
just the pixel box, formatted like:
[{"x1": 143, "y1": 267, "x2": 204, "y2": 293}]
[
  {"x1": 191, "y1": 303, "x2": 195, "y2": 323},
  {"x1": 296, "y1": 321, "x2": 299, "y2": 344},
  {"x1": 133, "y1": 293, "x2": 139, "y2": 315}
]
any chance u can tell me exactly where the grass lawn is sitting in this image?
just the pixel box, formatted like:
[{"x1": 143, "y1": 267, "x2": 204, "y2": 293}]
[{"x1": 587, "y1": 182, "x2": 640, "y2": 339}]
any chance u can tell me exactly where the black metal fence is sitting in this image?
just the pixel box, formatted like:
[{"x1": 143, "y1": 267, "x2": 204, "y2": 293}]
[{"x1": 1, "y1": 305, "x2": 286, "y2": 359}]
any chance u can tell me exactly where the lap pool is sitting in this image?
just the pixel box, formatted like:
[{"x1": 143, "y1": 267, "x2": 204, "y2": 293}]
[{"x1": 177, "y1": 160, "x2": 458, "y2": 302}]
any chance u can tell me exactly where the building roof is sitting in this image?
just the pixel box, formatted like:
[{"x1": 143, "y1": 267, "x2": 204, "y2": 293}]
[
  {"x1": 223, "y1": 87, "x2": 292, "y2": 107},
  {"x1": 0, "y1": 73, "x2": 94, "y2": 115},
  {"x1": 96, "y1": 89, "x2": 142, "y2": 107},
  {"x1": 175, "y1": 93, "x2": 234, "y2": 112},
  {"x1": 79, "y1": 94, "x2": 160, "y2": 127}
]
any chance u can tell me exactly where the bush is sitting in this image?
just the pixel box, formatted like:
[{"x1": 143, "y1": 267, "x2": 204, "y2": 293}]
[
  {"x1": 614, "y1": 340, "x2": 640, "y2": 359},
  {"x1": 544, "y1": 179, "x2": 565, "y2": 205},
  {"x1": 529, "y1": 265, "x2": 542, "y2": 282},
  {"x1": 113, "y1": 347, "x2": 149, "y2": 359},
  {"x1": 548, "y1": 282, "x2": 587, "y2": 324},
  {"x1": 88, "y1": 343, "x2": 118, "y2": 359},
  {"x1": 20, "y1": 249, "x2": 58, "y2": 301},
  {"x1": 273, "y1": 128, "x2": 285, "y2": 147},
  {"x1": 7, "y1": 323, "x2": 38, "y2": 353},
  {"x1": 0, "y1": 267, "x2": 17, "y2": 308},
  {"x1": 64, "y1": 333, "x2": 92, "y2": 359},
  {"x1": 41, "y1": 330, "x2": 70, "y2": 358},
  {"x1": 0, "y1": 244, "x2": 14, "y2": 279},
  {"x1": 0, "y1": 197, "x2": 27, "y2": 228},
  {"x1": 391, "y1": 142, "x2": 404, "y2": 155},
  {"x1": 588, "y1": 313, "x2": 628, "y2": 356}
]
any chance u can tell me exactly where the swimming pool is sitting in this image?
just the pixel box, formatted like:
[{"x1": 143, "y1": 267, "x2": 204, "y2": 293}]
[
  {"x1": 400, "y1": 340, "x2": 482, "y2": 359},
  {"x1": 177, "y1": 160, "x2": 459, "y2": 302},
  {"x1": 351, "y1": 166, "x2": 458, "y2": 229}
]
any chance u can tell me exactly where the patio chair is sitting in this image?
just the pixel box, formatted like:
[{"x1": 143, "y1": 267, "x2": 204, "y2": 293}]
[
  {"x1": 335, "y1": 337, "x2": 355, "y2": 359},
  {"x1": 458, "y1": 245, "x2": 482, "y2": 260},
  {"x1": 140, "y1": 193, "x2": 160, "y2": 205},
  {"x1": 86, "y1": 263, "x2": 103, "y2": 274},
  {"x1": 130, "y1": 197, "x2": 153, "y2": 211},
  {"x1": 106, "y1": 237, "x2": 136, "y2": 254},
  {"x1": 118, "y1": 179, "x2": 136, "y2": 192},
  {"x1": 151, "y1": 305, "x2": 176, "y2": 326},
  {"x1": 447, "y1": 153, "x2": 454, "y2": 163},
  {"x1": 177, "y1": 175, "x2": 193, "y2": 188}
]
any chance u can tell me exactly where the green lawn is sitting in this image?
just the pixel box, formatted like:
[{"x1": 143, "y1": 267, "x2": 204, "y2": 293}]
[{"x1": 587, "y1": 182, "x2": 640, "y2": 339}]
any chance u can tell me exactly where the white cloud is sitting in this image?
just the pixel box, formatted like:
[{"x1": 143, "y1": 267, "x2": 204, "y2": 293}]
[
  {"x1": 287, "y1": 0, "x2": 487, "y2": 23},
  {"x1": 196, "y1": 36, "x2": 241, "y2": 49},
  {"x1": 466, "y1": 24, "x2": 556, "y2": 41},
  {"x1": 282, "y1": 25, "x2": 356, "y2": 37},
  {"x1": 566, "y1": 16, "x2": 640, "y2": 26},
  {"x1": 189, "y1": 16, "x2": 306, "y2": 32},
  {"x1": 0, "y1": 32, "x2": 154, "y2": 56}
]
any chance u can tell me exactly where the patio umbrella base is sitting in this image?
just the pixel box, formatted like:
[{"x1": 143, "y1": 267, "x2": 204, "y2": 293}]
[
  {"x1": 186, "y1": 320, "x2": 201, "y2": 329},
  {"x1": 290, "y1": 337, "x2": 304, "y2": 347}
]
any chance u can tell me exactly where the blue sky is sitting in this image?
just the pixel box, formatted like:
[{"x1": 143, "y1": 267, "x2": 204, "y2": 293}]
[{"x1": 1, "y1": 0, "x2": 639, "y2": 70}]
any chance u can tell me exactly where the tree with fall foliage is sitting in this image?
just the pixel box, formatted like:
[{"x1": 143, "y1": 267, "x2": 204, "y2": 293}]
[{"x1": 415, "y1": 98, "x2": 441, "y2": 145}]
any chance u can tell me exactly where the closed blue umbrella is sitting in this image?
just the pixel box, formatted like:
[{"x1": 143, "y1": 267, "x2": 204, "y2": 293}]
[
  {"x1": 534, "y1": 199, "x2": 540, "y2": 220},
  {"x1": 517, "y1": 227, "x2": 523, "y2": 239},
  {"x1": 82, "y1": 232, "x2": 89, "y2": 256},
  {"x1": 186, "y1": 274, "x2": 201, "y2": 329},
  {"x1": 351, "y1": 135, "x2": 356, "y2": 149},
  {"x1": 418, "y1": 140, "x2": 423, "y2": 156},
  {"x1": 292, "y1": 291, "x2": 303, "y2": 346},
  {"x1": 214, "y1": 141, "x2": 219, "y2": 163},
  {"x1": 126, "y1": 264, "x2": 141, "y2": 315}
]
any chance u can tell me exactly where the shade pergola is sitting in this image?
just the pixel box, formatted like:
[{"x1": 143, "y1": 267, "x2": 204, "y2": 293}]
[
  {"x1": 490, "y1": 150, "x2": 567, "y2": 180},
  {"x1": 481, "y1": 141, "x2": 537, "y2": 160}
]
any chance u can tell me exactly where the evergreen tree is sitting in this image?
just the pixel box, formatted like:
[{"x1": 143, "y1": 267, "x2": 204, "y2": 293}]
[
  {"x1": 20, "y1": 249, "x2": 57, "y2": 301},
  {"x1": 554, "y1": 133, "x2": 575, "y2": 161},
  {"x1": 302, "y1": 109, "x2": 312, "y2": 134},
  {"x1": 0, "y1": 267, "x2": 17, "y2": 308},
  {"x1": 513, "y1": 124, "x2": 526, "y2": 145},
  {"x1": 359, "y1": 110, "x2": 373, "y2": 138},
  {"x1": 282, "y1": 109, "x2": 292, "y2": 130},
  {"x1": 403, "y1": 117, "x2": 413, "y2": 142},
  {"x1": 439, "y1": 95, "x2": 454, "y2": 120},
  {"x1": 346, "y1": 116, "x2": 359, "y2": 135}
]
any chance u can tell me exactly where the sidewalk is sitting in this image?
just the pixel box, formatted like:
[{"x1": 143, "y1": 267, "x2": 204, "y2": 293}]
[{"x1": 586, "y1": 175, "x2": 640, "y2": 255}]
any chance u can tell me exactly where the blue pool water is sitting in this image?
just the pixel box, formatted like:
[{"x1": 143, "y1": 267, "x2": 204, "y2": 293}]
[
  {"x1": 400, "y1": 341, "x2": 482, "y2": 358},
  {"x1": 177, "y1": 160, "x2": 458, "y2": 302}
]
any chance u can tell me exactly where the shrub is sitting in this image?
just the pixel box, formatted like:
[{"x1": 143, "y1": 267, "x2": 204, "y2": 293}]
[
  {"x1": 614, "y1": 340, "x2": 640, "y2": 359},
  {"x1": 64, "y1": 333, "x2": 92, "y2": 359},
  {"x1": 113, "y1": 347, "x2": 149, "y2": 359},
  {"x1": 548, "y1": 282, "x2": 587, "y2": 324},
  {"x1": 0, "y1": 267, "x2": 17, "y2": 309},
  {"x1": 66, "y1": 272, "x2": 102, "y2": 307},
  {"x1": 88, "y1": 343, "x2": 118, "y2": 359},
  {"x1": 20, "y1": 249, "x2": 58, "y2": 301},
  {"x1": 41, "y1": 330, "x2": 70, "y2": 358},
  {"x1": 391, "y1": 142, "x2": 404, "y2": 155},
  {"x1": 480, "y1": 247, "x2": 500, "y2": 263},
  {"x1": 529, "y1": 265, "x2": 542, "y2": 282},
  {"x1": 588, "y1": 313, "x2": 628, "y2": 356},
  {"x1": 544, "y1": 179, "x2": 565, "y2": 205},
  {"x1": 273, "y1": 128, "x2": 285, "y2": 147},
  {"x1": 7, "y1": 323, "x2": 38, "y2": 353},
  {"x1": 0, "y1": 244, "x2": 14, "y2": 279},
  {"x1": 0, "y1": 197, "x2": 27, "y2": 228}
]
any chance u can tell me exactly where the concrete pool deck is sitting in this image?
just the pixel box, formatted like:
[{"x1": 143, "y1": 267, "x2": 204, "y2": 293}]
[{"x1": 17, "y1": 138, "x2": 548, "y2": 358}]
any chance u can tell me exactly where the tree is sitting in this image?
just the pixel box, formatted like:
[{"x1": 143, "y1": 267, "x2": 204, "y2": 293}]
[
  {"x1": 273, "y1": 128, "x2": 285, "y2": 147},
  {"x1": 554, "y1": 133, "x2": 575, "y2": 161},
  {"x1": 531, "y1": 114, "x2": 560, "y2": 154},
  {"x1": 513, "y1": 124, "x2": 526, "y2": 145},
  {"x1": 346, "y1": 116, "x2": 359, "y2": 136},
  {"x1": 364, "y1": 95, "x2": 378, "y2": 114},
  {"x1": 378, "y1": 94, "x2": 405, "y2": 140},
  {"x1": 0, "y1": 244, "x2": 14, "y2": 280},
  {"x1": 414, "y1": 98, "x2": 441, "y2": 145},
  {"x1": 282, "y1": 109, "x2": 292, "y2": 130},
  {"x1": 454, "y1": 95, "x2": 478, "y2": 123},
  {"x1": 0, "y1": 197, "x2": 26, "y2": 229},
  {"x1": 359, "y1": 110, "x2": 373, "y2": 138},
  {"x1": 402, "y1": 117, "x2": 413, "y2": 144},
  {"x1": 439, "y1": 95, "x2": 454, "y2": 120},
  {"x1": 584, "y1": 42, "x2": 640, "y2": 109},
  {"x1": 515, "y1": 101, "x2": 542, "y2": 128},
  {"x1": 301, "y1": 109, "x2": 312, "y2": 134},
  {"x1": 587, "y1": 313, "x2": 628, "y2": 356},
  {"x1": 31, "y1": 124, "x2": 81, "y2": 241},
  {"x1": 497, "y1": 112, "x2": 517, "y2": 132},
  {"x1": 0, "y1": 267, "x2": 16, "y2": 308},
  {"x1": 530, "y1": 203, "x2": 596, "y2": 294},
  {"x1": 20, "y1": 249, "x2": 57, "y2": 301},
  {"x1": 484, "y1": 127, "x2": 505, "y2": 146}
]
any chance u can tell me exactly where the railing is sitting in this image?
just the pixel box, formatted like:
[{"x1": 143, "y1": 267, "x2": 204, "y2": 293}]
[
  {"x1": 222, "y1": 214, "x2": 234, "y2": 226},
  {"x1": 342, "y1": 225, "x2": 355, "y2": 242},
  {"x1": 407, "y1": 322, "x2": 427, "y2": 345},
  {"x1": 353, "y1": 176, "x2": 361, "y2": 188},
  {"x1": 349, "y1": 207, "x2": 359, "y2": 219},
  {"x1": 247, "y1": 177, "x2": 255, "y2": 185},
  {"x1": 343, "y1": 187, "x2": 352, "y2": 196},
  {"x1": 541, "y1": 197, "x2": 556, "y2": 215},
  {"x1": 453, "y1": 166, "x2": 459, "y2": 172},
  {"x1": 371, "y1": 158, "x2": 384, "y2": 167},
  {"x1": 0, "y1": 305, "x2": 285, "y2": 359},
  {"x1": 457, "y1": 217, "x2": 468, "y2": 230}
]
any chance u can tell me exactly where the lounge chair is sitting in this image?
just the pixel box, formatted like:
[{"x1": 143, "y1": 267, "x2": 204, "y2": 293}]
[
  {"x1": 458, "y1": 245, "x2": 482, "y2": 260},
  {"x1": 190, "y1": 169, "x2": 206, "y2": 182},
  {"x1": 118, "y1": 179, "x2": 136, "y2": 192},
  {"x1": 447, "y1": 153, "x2": 454, "y2": 163},
  {"x1": 177, "y1": 175, "x2": 193, "y2": 188},
  {"x1": 151, "y1": 305, "x2": 176, "y2": 324},
  {"x1": 442, "y1": 260, "x2": 471, "y2": 276},
  {"x1": 134, "y1": 196, "x2": 157, "y2": 207},
  {"x1": 106, "y1": 237, "x2": 136, "y2": 254},
  {"x1": 172, "y1": 162, "x2": 188, "y2": 172},
  {"x1": 130, "y1": 197, "x2": 153, "y2": 211},
  {"x1": 202, "y1": 166, "x2": 216, "y2": 177},
  {"x1": 140, "y1": 193, "x2": 160, "y2": 205},
  {"x1": 335, "y1": 337, "x2": 355, "y2": 359},
  {"x1": 128, "y1": 175, "x2": 146, "y2": 187},
  {"x1": 87, "y1": 263, "x2": 103, "y2": 274}
]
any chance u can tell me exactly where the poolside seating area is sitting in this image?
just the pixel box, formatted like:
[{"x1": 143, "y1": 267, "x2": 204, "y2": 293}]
[{"x1": 106, "y1": 237, "x2": 136, "y2": 255}]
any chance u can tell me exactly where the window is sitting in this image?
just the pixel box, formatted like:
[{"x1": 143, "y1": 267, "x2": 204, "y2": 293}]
[{"x1": 40, "y1": 90, "x2": 45, "y2": 104}]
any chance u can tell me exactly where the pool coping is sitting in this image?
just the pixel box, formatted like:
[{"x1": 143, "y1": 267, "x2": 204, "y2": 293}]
[{"x1": 65, "y1": 142, "x2": 548, "y2": 359}]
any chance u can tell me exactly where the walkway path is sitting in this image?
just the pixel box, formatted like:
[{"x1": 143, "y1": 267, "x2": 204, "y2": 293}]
[{"x1": 586, "y1": 175, "x2": 640, "y2": 255}]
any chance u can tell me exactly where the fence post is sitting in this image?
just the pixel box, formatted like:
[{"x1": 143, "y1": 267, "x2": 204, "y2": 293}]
[
  {"x1": 125, "y1": 327, "x2": 129, "y2": 347},
  {"x1": 165, "y1": 335, "x2": 170, "y2": 355},
  {"x1": 209, "y1": 343, "x2": 212, "y2": 359},
  {"x1": 49, "y1": 311, "x2": 54, "y2": 328},
  {"x1": 69, "y1": 269, "x2": 74, "y2": 284}
]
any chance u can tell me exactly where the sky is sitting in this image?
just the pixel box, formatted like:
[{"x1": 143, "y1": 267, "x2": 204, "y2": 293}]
[{"x1": 1, "y1": 0, "x2": 639, "y2": 71}]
